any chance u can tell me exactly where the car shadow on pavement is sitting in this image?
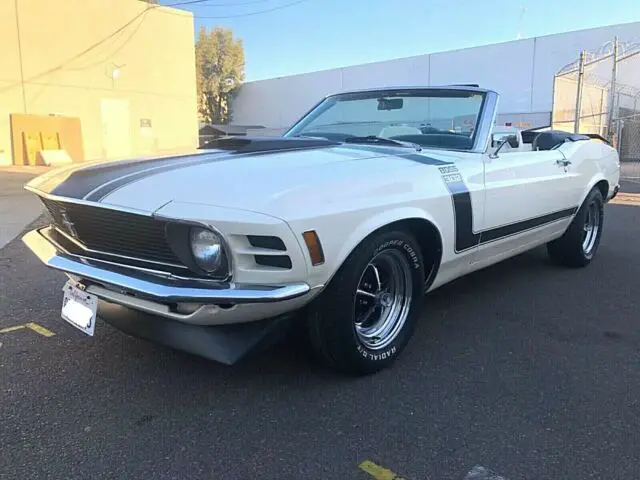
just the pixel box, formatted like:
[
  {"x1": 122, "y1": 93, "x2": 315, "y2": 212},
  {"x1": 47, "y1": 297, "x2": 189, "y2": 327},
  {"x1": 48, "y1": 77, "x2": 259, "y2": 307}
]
[
  {"x1": 2, "y1": 201, "x2": 634, "y2": 385},
  {"x1": 96, "y1": 245, "x2": 561, "y2": 381}
]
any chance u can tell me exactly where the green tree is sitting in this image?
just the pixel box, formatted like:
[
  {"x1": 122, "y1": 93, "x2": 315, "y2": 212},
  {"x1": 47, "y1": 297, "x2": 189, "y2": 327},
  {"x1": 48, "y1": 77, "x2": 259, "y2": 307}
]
[{"x1": 195, "y1": 26, "x2": 245, "y2": 124}]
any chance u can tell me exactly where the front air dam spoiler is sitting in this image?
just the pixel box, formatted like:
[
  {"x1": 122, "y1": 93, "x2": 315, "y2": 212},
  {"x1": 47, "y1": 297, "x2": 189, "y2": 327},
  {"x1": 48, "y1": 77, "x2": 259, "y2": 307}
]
[{"x1": 98, "y1": 299, "x2": 297, "y2": 365}]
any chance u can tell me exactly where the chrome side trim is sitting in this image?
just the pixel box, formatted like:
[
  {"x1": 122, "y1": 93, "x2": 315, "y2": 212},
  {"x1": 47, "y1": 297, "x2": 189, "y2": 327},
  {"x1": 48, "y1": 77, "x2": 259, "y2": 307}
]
[{"x1": 23, "y1": 228, "x2": 310, "y2": 304}]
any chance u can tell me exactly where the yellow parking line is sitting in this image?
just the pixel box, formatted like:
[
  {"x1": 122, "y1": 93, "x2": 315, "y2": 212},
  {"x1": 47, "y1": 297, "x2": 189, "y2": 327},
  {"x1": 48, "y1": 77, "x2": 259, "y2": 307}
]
[
  {"x1": 611, "y1": 192, "x2": 640, "y2": 205},
  {"x1": 0, "y1": 325, "x2": 26, "y2": 334},
  {"x1": 0, "y1": 322, "x2": 55, "y2": 338},
  {"x1": 359, "y1": 460, "x2": 407, "y2": 480},
  {"x1": 25, "y1": 322, "x2": 56, "y2": 337}
]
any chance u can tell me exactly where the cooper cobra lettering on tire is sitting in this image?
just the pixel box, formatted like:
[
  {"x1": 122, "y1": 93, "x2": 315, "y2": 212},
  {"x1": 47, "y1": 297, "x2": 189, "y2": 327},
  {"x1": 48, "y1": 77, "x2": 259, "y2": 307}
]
[{"x1": 307, "y1": 229, "x2": 425, "y2": 375}]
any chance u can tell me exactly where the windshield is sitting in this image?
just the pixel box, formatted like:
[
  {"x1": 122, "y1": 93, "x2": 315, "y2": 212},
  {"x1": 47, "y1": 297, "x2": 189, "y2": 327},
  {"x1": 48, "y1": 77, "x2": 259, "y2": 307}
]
[{"x1": 285, "y1": 89, "x2": 487, "y2": 151}]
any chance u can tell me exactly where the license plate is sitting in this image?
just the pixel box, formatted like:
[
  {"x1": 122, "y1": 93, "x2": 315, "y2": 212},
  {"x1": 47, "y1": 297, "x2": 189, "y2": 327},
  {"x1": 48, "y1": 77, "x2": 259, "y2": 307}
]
[{"x1": 61, "y1": 281, "x2": 98, "y2": 336}]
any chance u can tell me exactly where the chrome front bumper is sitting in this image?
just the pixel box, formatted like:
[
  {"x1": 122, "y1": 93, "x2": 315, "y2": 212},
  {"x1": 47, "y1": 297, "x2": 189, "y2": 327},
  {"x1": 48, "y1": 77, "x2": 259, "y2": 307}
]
[{"x1": 22, "y1": 227, "x2": 312, "y2": 309}]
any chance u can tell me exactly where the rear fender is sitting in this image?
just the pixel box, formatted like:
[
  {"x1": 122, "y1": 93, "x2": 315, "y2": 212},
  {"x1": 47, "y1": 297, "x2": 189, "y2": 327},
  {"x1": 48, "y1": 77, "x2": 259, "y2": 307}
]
[
  {"x1": 579, "y1": 174, "x2": 609, "y2": 207},
  {"x1": 559, "y1": 140, "x2": 618, "y2": 206}
]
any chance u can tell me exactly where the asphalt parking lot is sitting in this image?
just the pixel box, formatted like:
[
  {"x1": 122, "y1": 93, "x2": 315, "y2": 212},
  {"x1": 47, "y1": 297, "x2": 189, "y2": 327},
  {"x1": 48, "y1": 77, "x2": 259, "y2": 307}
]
[{"x1": 2, "y1": 181, "x2": 640, "y2": 480}]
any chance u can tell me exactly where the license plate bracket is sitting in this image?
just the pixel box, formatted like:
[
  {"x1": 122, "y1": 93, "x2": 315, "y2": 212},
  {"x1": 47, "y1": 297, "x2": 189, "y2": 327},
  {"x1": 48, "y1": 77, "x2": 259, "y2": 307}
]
[{"x1": 61, "y1": 280, "x2": 98, "y2": 336}]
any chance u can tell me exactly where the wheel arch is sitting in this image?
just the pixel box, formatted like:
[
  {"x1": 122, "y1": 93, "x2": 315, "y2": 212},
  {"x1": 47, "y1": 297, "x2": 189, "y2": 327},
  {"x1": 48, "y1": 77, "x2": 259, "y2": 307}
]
[
  {"x1": 331, "y1": 208, "x2": 444, "y2": 291},
  {"x1": 579, "y1": 175, "x2": 609, "y2": 208}
]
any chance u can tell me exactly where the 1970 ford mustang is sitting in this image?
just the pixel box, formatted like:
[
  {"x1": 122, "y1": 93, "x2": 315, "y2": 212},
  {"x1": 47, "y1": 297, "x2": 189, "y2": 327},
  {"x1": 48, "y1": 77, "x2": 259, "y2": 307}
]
[{"x1": 23, "y1": 85, "x2": 620, "y2": 375}]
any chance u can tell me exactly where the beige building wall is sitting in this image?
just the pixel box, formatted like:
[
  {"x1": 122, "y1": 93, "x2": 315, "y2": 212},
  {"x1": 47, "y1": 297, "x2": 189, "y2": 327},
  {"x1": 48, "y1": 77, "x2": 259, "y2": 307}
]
[{"x1": 0, "y1": 0, "x2": 198, "y2": 164}]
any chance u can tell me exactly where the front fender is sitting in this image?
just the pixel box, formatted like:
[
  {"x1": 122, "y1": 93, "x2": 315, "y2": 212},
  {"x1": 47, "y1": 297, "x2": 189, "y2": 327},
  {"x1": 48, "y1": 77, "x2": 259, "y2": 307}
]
[
  {"x1": 328, "y1": 207, "x2": 443, "y2": 283},
  {"x1": 289, "y1": 206, "x2": 445, "y2": 292}
]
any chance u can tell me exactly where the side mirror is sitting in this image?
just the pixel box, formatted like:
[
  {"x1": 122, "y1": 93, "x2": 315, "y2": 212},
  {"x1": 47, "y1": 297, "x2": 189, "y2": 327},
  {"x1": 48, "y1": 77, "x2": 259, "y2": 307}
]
[{"x1": 489, "y1": 137, "x2": 510, "y2": 159}]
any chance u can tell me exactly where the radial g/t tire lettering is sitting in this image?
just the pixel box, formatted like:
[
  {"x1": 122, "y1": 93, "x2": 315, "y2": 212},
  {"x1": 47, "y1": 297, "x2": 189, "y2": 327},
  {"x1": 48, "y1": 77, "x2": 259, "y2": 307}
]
[{"x1": 306, "y1": 229, "x2": 426, "y2": 375}]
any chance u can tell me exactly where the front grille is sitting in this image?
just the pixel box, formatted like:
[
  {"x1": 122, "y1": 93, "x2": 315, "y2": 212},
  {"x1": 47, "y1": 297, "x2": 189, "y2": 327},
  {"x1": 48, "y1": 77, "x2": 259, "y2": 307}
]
[{"x1": 40, "y1": 198, "x2": 182, "y2": 266}]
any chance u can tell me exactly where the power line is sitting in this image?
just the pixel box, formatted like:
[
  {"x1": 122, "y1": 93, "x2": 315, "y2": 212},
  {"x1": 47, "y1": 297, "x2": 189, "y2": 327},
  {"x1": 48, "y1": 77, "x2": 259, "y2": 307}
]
[
  {"x1": 3, "y1": 0, "x2": 303, "y2": 96},
  {"x1": 159, "y1": 0, "x2": 313, "y2": 19},
  {"x1": 65, "y1": 10, "x2": 152, "y2": 71},
  {"x1": 0, "y1": 7, "x2": 152, "y2": 94},
  {"x1": 166, "y1": 0, "x2": 271, "y2": 6},
  {"x1": 1, "y1": 1, "x2": 190, "y2": 94}
]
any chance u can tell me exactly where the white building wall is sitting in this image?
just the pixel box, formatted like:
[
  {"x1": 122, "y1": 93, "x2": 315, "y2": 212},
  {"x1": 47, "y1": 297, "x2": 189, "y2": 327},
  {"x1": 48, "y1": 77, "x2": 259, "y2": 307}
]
[{"x1": 231, "y1": 21, "x2": 640, "y2": 132}]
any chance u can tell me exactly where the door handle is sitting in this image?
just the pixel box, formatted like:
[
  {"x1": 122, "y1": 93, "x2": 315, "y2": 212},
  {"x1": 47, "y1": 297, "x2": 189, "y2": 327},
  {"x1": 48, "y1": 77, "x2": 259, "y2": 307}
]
[{"x1": 556, "y1": 159, "x2": 572, "y2": 167}]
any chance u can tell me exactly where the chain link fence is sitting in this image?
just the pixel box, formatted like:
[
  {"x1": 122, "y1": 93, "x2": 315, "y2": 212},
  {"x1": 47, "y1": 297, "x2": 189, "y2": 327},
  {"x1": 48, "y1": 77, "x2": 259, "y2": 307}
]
[{"x1": 551, "y1": 38, "x2": 640, "y2": 179}]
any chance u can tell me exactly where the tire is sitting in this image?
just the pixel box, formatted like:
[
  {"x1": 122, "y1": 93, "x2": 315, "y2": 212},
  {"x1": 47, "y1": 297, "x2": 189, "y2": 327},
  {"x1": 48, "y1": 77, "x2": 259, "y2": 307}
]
[
  {"x1": 306, "y1": 229, "x2": 426, "y2": 375},
  {"x1": 547, "y1": 187, "x2": 604, "y2": 268}
]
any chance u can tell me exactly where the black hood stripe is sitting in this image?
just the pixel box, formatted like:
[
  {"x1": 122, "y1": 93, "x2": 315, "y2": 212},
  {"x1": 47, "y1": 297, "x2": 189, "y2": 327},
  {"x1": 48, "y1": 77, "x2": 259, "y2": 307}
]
[
  {"x1": 338, "y1": 145, "x2": 452, "y2": 165},
  {"x1": 39, "y1": 152, "x2": 216, "y2": 199},
  {"x1": 42, "y1": 138, "x2": 341, "y2": 200},
  {"x1": 37, "y1": 137, "x2": 453, "y2": 202},
  {"x1": 85, "y1": 154, "x2": 231, "y2": 202},
  {"x1": 87, "y1": 145, "x2": 453, "y2": 202},
  {"x1": 86, "y1": 144, "x2": 348, "y2": 202}
]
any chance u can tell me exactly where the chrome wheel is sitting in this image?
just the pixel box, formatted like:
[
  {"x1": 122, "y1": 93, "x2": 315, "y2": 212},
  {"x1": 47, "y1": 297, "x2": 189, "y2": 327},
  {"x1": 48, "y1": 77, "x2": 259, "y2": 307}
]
[
  {"x1": 582, "y1": 200, "x2": 601, "y2": 256},
  {"x1": 353, "y1": 249, "x2": 413, "y2": 350}
]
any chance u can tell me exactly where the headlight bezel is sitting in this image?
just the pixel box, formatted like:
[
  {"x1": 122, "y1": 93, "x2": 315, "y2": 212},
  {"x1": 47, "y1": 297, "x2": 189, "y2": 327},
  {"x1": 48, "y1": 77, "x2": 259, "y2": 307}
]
[{"x1": 164, "y1": 221, "x2": 232, "y2": 281}]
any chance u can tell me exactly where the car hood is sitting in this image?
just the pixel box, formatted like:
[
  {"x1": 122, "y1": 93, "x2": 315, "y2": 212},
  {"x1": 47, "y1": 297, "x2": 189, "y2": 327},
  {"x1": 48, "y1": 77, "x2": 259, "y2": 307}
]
[{"x1": 27, "y1": 138, "x2": 458, "y2": 221}]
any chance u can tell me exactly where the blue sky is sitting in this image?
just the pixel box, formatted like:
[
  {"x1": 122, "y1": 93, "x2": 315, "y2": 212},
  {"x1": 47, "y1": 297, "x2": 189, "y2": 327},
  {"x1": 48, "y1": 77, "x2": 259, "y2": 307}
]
[{"x1": 170, "y1": 0, "x2": 640, "y2": 82}]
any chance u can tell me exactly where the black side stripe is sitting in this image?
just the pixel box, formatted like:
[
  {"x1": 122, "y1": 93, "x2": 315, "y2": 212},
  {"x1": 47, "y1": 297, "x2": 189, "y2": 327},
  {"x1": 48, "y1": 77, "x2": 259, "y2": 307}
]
[{"x1": 438, "y1": 165, "x2": 578, "y2": 253}]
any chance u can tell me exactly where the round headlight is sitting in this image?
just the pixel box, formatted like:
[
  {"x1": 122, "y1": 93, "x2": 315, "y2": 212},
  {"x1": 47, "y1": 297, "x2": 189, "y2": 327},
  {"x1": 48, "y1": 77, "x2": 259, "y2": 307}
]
[{"x1": 190, "y1": 227, "x2": 224, "y2": 273}]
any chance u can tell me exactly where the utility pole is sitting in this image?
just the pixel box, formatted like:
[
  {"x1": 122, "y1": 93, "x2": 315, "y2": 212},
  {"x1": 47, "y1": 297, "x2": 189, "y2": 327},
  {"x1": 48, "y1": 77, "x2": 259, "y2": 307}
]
[
  {"x1": 607, "y1": 36, "x2": 619, "y2": 141},
  {"x1": 516, "y1": 6, "x2": 526, "y2": 40},
  {"x1": 574, "y1": 50, "x2": 586, "y2": 133}
]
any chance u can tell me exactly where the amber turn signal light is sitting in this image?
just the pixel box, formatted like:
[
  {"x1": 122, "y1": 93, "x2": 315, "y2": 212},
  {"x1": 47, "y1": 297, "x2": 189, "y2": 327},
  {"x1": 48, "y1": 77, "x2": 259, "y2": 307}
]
[{"x1": 302, "y1": 230, "x2": 325, "y2": 266}]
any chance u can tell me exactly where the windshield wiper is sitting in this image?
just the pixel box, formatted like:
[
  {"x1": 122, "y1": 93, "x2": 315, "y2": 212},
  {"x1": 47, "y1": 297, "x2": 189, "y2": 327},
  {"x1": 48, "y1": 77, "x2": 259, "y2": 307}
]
[{"x1": 343, "y1": 135, "x2": 422, "y2": 151}]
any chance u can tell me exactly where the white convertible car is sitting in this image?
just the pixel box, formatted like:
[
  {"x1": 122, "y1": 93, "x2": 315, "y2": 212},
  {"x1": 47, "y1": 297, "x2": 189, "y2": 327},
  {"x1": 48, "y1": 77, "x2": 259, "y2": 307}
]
[{"x1": 23, "y1": 86, "x2": 620, "y2": 375}]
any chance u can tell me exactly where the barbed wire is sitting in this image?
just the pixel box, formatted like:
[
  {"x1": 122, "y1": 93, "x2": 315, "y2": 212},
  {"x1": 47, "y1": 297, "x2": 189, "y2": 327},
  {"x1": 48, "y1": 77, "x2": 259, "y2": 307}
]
[{"x1": 556, "y1": 40, "x2": 640, "y2": 75}]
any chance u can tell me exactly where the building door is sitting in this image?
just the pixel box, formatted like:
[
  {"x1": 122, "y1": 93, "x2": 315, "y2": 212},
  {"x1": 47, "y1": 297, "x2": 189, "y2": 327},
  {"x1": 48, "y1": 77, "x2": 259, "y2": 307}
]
[{"x1": 101, "y1": 98, "x2": 132, "y2": 159}]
